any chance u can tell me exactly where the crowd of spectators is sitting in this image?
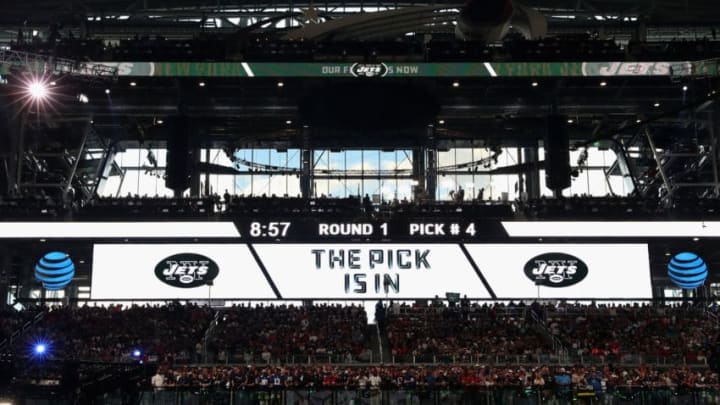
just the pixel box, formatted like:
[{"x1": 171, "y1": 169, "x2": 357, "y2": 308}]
[
  {"x1": 151, "y1": 364, "x2": 719, "y2": 391},
  {"x1": 0, "y1": 306, "x2": 42, "y2": 344},
  {"x1": 0, "y1": 195, "x2": 63, "y2": 219},
  {"x1": 208, "y1": 304, "x2": 370, "y2": 364},
  {"x1": 8, "y1": 191, "x2": 720, "y2": 221},
  {"x1": 519, "y1": 196, "x2": 663, "y2": 219},
  {"x1": 380, "y1": 301, "x2": 720, "y2": 367},
  {"x1": 543, "y1": 303, "x2": 717, "y2": 363},
  {"x1": 385, "y1": 302, "x2": 551, "y2": 363},
  {"x1": 519, "y1": 195, "x2": 720, "y2": 219},
  {"x1": 221, "y1": 194, "x2": 363, "y2": 217},
  {"x1": 80, "y1": 195, "x2": 215, "y2": 218},
  {"x1": 12, "y1": 301, "x2": 717, "y2": 367},
  {"x1": 18, "y1": 303, "x2": 213, "y2": 363}
]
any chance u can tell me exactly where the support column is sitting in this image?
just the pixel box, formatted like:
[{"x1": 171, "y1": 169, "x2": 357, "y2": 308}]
[
  {"x1": 300, "y1": 128, "x2": 313, "y2": 199},
  {"x1": 0, "y1": 246, "x2": 9, "y2": 310},
  {"x1": 411, "y1": 148, "x2": 425, "y2": 200},
  {"x1": 424, "y1": 125, "x2": 437, "y2": 201},
  {"x1": 712, "y1": 104, "x2": 720, "y2": 197},
  {"x1": 0, "y1": 93, "x2": 23, "y2": 196},
  {"x1": 190, "y1": 147, "x2": 204, "y2": 197},
  {"x1": 523, "y1": 146, "x2": 540, "y2": 199}
]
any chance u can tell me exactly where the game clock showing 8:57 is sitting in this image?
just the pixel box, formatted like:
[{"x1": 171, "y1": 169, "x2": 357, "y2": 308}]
[{"x1": 248, "y1": 222, "x2": 292, "y2": 238}]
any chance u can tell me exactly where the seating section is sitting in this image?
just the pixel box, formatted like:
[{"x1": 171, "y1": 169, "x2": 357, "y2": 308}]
[
  {"x1": 4, "y1": 302, "x2": 720, "y2": 394},
  {"x1": 154, "y1": 363, "x2": 719, "y2": 389},
  {"x1": 521, "y1": 197, "x2": 662, "y2": 219},
  {"x1": 80, "y1": 196, "x2": 216, "y2": 218},
  {"x1": 18, "y1": 304, "x2": 213, "y2": 363},
  {"x1": 385, "y1": 304, "x2": 551, "y2": 363},
  {"x1": 209, "y1": 304, "x2": 371, "y2": 363},
  {"x1": 545, "y1": 304, "x2": 716, "y2": 363}
]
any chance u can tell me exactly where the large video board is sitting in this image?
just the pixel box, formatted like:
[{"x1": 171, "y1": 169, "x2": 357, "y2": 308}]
[
  {"x1": 90, "y1": 243, "x2": 652, "y2": 300},
  {"x1": 0, "y1": 220, "x2": 711, "y2": 300}
]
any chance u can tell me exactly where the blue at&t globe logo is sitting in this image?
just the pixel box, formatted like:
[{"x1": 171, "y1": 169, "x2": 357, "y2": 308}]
[
  {"x1": 667, "y1": 252, "x2": 708, "y2": 289},
  {"x1": 35, "y1": 252, "x2": 75, "y2": 290}
]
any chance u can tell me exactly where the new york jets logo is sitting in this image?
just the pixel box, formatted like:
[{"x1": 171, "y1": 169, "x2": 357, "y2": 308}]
[
  {"x1": 154, "y1": 253, "x2": 219, "y2": 288},
  {"x1": 524, "y1": 253, "x2": 588, "y2": 288},
  {"x1": 350, "y1": 63, "x2": 389, "y2": 78}
]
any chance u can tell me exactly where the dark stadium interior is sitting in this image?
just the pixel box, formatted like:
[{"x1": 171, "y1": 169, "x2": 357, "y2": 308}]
[{"x1": 1, "y1": 0, "x2": 720, "y2": 404}]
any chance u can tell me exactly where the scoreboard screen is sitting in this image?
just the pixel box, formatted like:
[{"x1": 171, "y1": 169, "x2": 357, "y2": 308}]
[{"x1": 1, "y1": 219, "x2": 716, "y2": 300}]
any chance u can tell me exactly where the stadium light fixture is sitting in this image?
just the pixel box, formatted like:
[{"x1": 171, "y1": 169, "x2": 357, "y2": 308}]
[
  {"x1": 600, "y1": 81, "x2": 607, "y2": 87},
  {"x1": 156, "y1": 119, "x2": 164, "y2": 124},
  {"x1": 567, "y1": 119, "x2": 574, "y2": 124},
  {"x1": 49, "y1": 81, "x2": 56, "y2": 86},
  {"x1": 653, "y1": 102, "x2": 660, "y2": 108},
  {"x1": 77, "y1": 93, "x2": 89, "y2": 104},
  {"x1": 452, "y1": 81, "x2": 460, "y2": 88},
  {"x1": 682, "y1": 85, "x2": 688, "y2": 92},
  {"x1": 277, "y1": 81, "x2": 284, "y2": 87},
  {"x1": 105, "y1": 89, "x2": 111, "y2": 95},
  {"x1": 132, "y1": 349, "x2": 142, "y2": 358},
  {"x1": 130, "y1": 81, "x2": 137, "y2": 87},
  {"x1": 27, "y1": 81, "x2": 48, "y2": 100},
  {"x1": 531, "y1": 81, "x2": 539, "y2": 87},
  {"x1": 32, "y1": 341, "x2": 50, "y2": 358},
  {"x1": 693, "y1": 237, "x2": 700, "y2": 241},
  {"x1": 198, "y1": 81, "x2": 206, "y2": 87},
  {"x1": 285, "y1": 120, "x2": 292, "y2": 125},
  {"x1": 438, "y1": 119, "x2": 445, "y2": 124}
]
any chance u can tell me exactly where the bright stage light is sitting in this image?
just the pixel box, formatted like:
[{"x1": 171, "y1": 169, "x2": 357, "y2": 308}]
[
  {"x1": 132, "y1": 349, "x2": 142, "y2": 358},
  {"x1": 27, "y1": 82, "x2": 48, "y2": 99},
  {"x1": 78, "y1": 93, "x2": 89, "y2": 104},
  {"x1": 34, "y1": 343, "x2": 47, "y2": 355}
]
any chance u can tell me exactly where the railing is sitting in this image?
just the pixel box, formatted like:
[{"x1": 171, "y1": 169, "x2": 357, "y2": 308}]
[
  {"x1": 201, "y1": 310, "x2": 221, "y2": 363},
  {"x1": 7, "y1": 385, "x2": 720, "y2": 405},
  {"x1": 104, "y1": 387, "x2": 720, "y2": 405},
  {"x1": 0, "y1": 311, "x2": 45, "y2": 351},
  {"x1": 526, "y1": 308, "x2": 568, "y2": 360},
  {"x1": 376, "y1": 322, "x2": 385, "y2": 363},
  {"x1": 383, "y1": 353, "x2": 707, "y2": 368}
]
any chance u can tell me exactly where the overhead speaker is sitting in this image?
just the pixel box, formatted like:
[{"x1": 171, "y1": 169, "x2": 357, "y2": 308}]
[
  {"x1": 544, "y1": 114, "x2": 571, "y2": 192},
  {"x1": 165, "y1": 116, "x2": 193, "y2": 193}
]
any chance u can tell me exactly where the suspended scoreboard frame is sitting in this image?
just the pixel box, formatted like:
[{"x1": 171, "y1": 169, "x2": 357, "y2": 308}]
[
  {"x1": 0, "y1": 60, "x2": 715, "y2": 78},
  {"x1": 1, "y1": 219, "x2": 717, "y2": 301}
]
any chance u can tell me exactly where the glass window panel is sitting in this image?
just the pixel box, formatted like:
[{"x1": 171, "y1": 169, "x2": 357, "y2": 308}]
[
  {"x1": 345, "y1": 150, "x2": 363, "y2": 174},
  {"x1": 363, "y1": 179, "x2": 381, "y2": 202},
  {"x1": 118, "y1": 170, "x2": 139, "y2": 197},
  {"x1": 437, "y1": 174, "x2": 456, "y2": 200},
  {"x1": 234, "y1": 176, "x2": 251, "y2": 196},
  {"x1": 268, "y1": 175, "x2": 299, "y2": 197},
  {"x1": 251, "y1": 175, "x2": 271, "y2": 196},
  {"x1": 329, "y1": 151, "x2": 344, "y2": 171}
]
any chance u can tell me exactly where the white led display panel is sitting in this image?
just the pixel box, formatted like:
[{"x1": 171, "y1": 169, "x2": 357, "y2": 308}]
[
  {"x1": 464, "y1": 244, "x2": 652, "y2": 299},
  {"x1": 253, "y1": 244, "x2": 493, "y2": 299},
  {"x1": 91, "y1": 244, "x2": 276, "y2": 299}
]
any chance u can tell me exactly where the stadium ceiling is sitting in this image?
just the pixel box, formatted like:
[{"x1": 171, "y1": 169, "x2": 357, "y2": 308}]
[
  {"x1": 7, "y1": 74, "x2": 714, "y2": 151},
  {"x1": 0, "y1": 0, "x2": 718, "y2": 26}
]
